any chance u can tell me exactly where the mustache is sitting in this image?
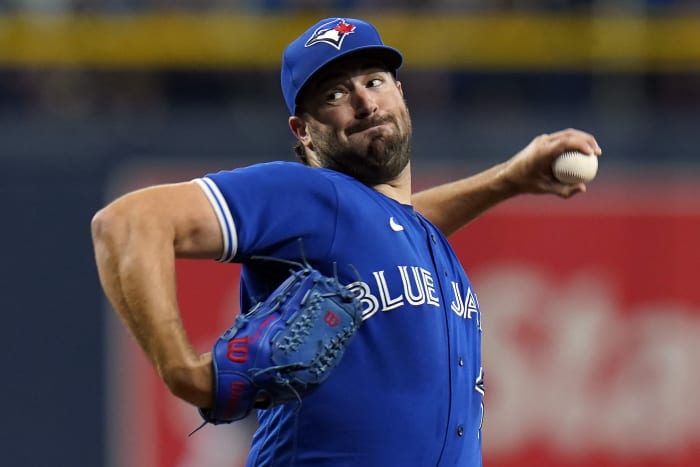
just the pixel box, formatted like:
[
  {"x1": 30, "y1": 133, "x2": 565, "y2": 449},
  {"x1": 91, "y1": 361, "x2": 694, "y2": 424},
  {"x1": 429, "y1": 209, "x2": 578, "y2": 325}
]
[{"x1": 346, "y1": 115, "x2": 396, "y2": 135}]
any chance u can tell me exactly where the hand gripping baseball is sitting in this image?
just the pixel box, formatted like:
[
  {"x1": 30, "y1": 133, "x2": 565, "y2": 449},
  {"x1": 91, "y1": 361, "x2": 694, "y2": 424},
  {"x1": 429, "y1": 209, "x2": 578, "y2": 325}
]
[{"x1": 197, "y1": 262, "x2": 363, "y2": 427}]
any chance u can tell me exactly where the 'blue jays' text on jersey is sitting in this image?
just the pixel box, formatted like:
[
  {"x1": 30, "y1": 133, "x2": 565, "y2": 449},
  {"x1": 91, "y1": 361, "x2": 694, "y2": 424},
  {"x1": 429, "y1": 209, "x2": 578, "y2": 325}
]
[{"x1": 194, "y1": 162, "x2": 483, "y2": 467}]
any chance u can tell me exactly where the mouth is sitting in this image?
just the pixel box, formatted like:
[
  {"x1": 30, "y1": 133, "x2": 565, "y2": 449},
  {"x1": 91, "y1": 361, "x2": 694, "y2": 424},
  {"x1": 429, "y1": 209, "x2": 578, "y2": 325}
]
[
  {"x1": 348, "y1": 118, "x2": 394, "y2": 136},
  {"x1": 355, "y1": 124, "x2": 390, "y2": 137}
]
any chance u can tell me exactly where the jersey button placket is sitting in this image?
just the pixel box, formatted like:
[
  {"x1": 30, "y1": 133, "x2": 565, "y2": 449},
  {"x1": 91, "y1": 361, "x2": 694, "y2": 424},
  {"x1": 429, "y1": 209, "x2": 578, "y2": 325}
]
[{"x1": 456, "y1": 354, "x2": 465, "y2": 439}]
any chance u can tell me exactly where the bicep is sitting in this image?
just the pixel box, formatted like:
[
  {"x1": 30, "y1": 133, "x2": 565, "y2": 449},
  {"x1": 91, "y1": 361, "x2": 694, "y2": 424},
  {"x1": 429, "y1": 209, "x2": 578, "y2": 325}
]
[
  {"x1": 171, "y1": 181, "x2": 225, "y2": 258},
  {"x1": 108, "y1": 180, "x2": 224, "y2": 259}
]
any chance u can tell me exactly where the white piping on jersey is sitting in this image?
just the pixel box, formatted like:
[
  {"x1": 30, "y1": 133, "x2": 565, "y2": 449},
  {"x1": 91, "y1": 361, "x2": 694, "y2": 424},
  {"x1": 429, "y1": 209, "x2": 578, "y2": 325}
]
[{"x1": 194, "y1": 177, "x2": 238, "y2": 262}]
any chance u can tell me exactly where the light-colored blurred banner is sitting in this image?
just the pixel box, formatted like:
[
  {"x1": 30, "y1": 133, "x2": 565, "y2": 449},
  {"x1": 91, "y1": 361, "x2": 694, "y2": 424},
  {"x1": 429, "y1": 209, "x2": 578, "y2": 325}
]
[{"x1": 1, "y1": 13, "x2": 700, "y2": 71}]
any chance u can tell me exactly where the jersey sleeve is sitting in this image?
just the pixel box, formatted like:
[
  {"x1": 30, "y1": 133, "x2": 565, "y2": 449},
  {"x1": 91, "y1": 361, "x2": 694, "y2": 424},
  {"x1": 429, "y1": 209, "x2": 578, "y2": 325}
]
[{"x1": 194, "y1": 162, "x2": 339, "y2": 262}]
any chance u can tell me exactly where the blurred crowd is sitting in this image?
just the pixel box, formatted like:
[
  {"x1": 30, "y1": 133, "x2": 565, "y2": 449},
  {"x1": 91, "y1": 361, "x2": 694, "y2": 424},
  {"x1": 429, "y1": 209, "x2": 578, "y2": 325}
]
[
  {"x1": 0, "y1": 1, "x2": 698, "y2": 148},
  {"x1": 0, "y1": 0, "x2": 696, "y2": 12}
]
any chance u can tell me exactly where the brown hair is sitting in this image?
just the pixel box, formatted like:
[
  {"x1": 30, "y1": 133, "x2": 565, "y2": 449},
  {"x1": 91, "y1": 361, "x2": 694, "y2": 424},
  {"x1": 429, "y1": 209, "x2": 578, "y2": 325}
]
[{"x1": 293, "y1": 141, "x2": 309, "y2": 165}]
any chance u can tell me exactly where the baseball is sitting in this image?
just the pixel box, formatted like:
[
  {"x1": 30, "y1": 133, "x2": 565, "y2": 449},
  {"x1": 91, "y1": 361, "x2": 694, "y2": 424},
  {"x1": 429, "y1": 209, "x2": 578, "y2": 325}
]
[{"x1": 552, "y1": 151, "x2": 598, "y2": 184}]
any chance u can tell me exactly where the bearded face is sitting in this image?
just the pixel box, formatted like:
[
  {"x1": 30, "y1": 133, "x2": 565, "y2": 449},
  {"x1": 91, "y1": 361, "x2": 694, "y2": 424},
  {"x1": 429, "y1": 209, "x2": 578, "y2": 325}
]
[{"x1": 307, "y1": 103, "x2": 413, "y2": 186}]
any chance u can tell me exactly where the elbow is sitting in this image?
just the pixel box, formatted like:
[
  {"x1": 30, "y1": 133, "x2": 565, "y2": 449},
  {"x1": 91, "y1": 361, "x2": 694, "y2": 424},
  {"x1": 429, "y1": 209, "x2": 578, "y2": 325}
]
[
  {"x1": 91, "y1": 205, "x2": 119, "y2": 249},
  {"x1": 91, "y1": 203, "x2": 132, "y2": 261},
  {"x1": 90, "y1": 208, "x2": 107, "y2": 245}
]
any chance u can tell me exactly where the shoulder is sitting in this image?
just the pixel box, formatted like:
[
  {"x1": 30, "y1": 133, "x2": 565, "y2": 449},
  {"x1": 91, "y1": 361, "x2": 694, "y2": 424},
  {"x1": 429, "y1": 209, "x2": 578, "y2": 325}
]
[
  {"x1": 197, "y1": 162, "x2": 375, "y2": 217},
  {"x1": 258, "y1": 162, "x2": 361, "y2": 187},
  {"x1": 204, "y1": 161, "x2": 356, "y2": 189}
]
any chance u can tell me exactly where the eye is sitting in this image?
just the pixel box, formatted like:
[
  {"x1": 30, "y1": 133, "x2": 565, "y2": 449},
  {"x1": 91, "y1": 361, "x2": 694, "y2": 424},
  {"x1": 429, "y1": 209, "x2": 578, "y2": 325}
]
[
  {"x1": 367, "y1": 77, "x2": 384, "y2": 88},
  {"x1": 325, "y1": 88, "x2": 347, "y2": 103}
]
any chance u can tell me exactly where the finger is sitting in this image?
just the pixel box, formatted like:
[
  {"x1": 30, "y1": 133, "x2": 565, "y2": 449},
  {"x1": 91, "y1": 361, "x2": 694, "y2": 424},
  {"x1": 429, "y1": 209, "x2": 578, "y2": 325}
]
[
  {"x1": 546, "y1": 179, "x2": 585, "y2": 197},
  {"x1": 550, "y1": 132, "x2": 598, "y2": 157},
  {"x1": 557, "y1": 182, "x2": 586, "y2": 198},
  {"x1": 547, "y1": 129, "x2": 602, "y2": 157}
]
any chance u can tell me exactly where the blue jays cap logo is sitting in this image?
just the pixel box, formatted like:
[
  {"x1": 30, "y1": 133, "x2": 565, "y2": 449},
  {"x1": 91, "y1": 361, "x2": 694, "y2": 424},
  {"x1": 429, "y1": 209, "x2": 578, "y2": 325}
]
[{"x1": 304, "y1": 19, "x2": 357, "y2": 50}]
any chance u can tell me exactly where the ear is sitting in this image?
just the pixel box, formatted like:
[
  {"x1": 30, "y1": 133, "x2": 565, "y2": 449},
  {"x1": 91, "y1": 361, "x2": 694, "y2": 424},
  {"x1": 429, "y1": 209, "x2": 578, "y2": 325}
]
[
  {"x1": 396, "y1": 80, "x2": 404, "y2": 97},
  {"x1": 289, "y1": 116, "x2": 321, "y2": 167},
  {"x1": 289, "y1": 116, "x2": 311, "y2": 145}
]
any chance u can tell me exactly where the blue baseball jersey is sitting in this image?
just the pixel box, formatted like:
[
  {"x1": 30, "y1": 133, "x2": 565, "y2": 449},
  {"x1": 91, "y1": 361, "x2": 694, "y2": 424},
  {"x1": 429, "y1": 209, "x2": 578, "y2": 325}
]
[{"x1": 195, "y1": 162, "x2": 483, "y2": 467}]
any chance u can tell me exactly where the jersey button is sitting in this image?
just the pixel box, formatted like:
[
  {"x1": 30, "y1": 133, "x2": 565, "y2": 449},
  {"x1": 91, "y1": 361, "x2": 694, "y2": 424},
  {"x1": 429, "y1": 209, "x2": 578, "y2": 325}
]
[
  {"x1": 457, "y1": 425, "x2": 464, "y2": 437},
  {"x1": 458, "y1": 357, "x2": 464, "y2": 367}
]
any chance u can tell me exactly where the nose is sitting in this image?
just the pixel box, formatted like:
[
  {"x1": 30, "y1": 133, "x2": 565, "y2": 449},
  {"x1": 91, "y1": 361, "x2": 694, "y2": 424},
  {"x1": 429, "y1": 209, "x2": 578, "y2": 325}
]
[{"x1": 351, "y1": 87, "x2": 378, "y2": 119}]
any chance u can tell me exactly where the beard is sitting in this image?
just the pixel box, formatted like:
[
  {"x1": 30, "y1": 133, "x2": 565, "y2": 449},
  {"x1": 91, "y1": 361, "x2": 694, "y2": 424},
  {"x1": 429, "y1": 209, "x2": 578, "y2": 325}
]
[{"x1": 308, "y1": 109, "x2": 412, "y2": 186}]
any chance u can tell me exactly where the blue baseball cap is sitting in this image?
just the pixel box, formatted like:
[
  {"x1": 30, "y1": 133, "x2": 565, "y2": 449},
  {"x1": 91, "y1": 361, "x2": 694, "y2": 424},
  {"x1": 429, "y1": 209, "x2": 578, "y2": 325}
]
[{"x1": 281, "y1": 17, "x2": 403, "y2": 115}]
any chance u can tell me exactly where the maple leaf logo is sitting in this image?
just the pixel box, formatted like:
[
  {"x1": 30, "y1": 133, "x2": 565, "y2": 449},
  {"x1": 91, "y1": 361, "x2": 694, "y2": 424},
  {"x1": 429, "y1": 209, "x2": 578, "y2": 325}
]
[{"x1": 334, "y1": 21, "x2": 356, "y2": 35}]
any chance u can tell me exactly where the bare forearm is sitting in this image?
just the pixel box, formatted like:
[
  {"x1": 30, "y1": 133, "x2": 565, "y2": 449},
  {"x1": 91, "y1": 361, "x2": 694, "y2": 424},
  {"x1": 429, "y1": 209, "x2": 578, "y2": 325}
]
[
  {"x1": 93, "y1": 205, "x2": 184, "y2": 358},
  {"x1": 91, "y1": 193, "x2": 212, "y2": 407},
  {"x1": 413, "y1": 130, "x2": 602, "y2": 237},
  {"x1": 412, "y1": 162, "x2": 516, "y2": 237}
]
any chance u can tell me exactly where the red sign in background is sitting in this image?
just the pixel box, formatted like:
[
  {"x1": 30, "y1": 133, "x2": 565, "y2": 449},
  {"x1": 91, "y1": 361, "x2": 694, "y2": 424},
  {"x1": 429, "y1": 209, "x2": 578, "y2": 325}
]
[{"x1": 107, "y1": 179, "x2": 700, "y2": 467}]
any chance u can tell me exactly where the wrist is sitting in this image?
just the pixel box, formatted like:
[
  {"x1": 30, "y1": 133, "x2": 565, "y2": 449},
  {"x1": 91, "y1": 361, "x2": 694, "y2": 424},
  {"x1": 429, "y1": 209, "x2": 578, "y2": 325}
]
[
  {"x1": 150, "y1": 320, "x2": 213, "y2": 407},
  {"x1": 492, "y1": 161, "x2": 522, "y2": 199},
  {"x1": 161, "y1": 352, "x2": 214, "y2": 408}
]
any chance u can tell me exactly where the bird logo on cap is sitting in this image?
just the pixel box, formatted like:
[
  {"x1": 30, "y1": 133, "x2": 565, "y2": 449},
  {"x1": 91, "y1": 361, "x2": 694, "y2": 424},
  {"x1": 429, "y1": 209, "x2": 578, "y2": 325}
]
[{"x1": 305, "y1": 19, "x2": 356, "y2": 50}]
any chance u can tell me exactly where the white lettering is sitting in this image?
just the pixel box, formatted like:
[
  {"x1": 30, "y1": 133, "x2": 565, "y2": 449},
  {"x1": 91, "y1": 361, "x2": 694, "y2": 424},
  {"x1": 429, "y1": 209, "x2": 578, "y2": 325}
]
[
  {"x1": 421, "y1": 268, "x2": 440, "y2": 306},
  {"x1": 347, "y1": 280, "x2": 380, "y2": 320},
  {"x1": 481, "y1": 266, "x2": 700, "y2": 456},
  {"x1": 450, "y1": 281, "x2": 481, "y2": 328},
  {"x1": 399, "y1": 266, "x2": 426, "y2": 306},
  {"x1": 466, "y1": 287, "x2": 481, "y2": 331},
  {"x1": 346, "y1": 265, "x2": 443, "y2": 320},
  {"x1": 373, "y1": 270, "x2": 404, "y2": 311},
  {"x1": 451, "y1": 281, "x2": 466, "y2": 317}
]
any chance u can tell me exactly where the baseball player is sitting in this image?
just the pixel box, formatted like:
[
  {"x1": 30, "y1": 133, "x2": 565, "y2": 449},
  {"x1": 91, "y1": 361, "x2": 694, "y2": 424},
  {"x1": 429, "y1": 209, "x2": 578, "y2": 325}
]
[{"x1": 92, "y1": 17, "x2": 601, "y2": 467}]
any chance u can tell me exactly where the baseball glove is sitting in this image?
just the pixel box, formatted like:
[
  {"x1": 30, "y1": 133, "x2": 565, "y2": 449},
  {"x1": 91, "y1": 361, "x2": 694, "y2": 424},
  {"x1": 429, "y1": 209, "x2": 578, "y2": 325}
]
[{"x1": 198, "y1": 262, "x2": 364, "y2": 426}]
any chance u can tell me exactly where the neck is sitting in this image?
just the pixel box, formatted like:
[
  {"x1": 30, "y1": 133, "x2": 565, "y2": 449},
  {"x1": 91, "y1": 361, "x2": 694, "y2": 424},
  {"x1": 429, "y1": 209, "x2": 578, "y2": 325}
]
[{"x1": 372, "y1": 163, "x2": 412, "y2": 205}]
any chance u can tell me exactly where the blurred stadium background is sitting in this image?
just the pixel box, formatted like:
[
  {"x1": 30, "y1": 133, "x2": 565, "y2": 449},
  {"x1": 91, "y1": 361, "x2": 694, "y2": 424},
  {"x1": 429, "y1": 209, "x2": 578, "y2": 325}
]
[{"x1": 2, "y1": 1, "x2": 699, "y2": 466}]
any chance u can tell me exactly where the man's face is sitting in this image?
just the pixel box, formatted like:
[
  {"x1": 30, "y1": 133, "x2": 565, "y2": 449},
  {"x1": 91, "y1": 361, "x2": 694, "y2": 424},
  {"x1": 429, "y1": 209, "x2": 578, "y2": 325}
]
[{"x1": 294, "y1": 57, "x2": 412, "y2": 186}]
